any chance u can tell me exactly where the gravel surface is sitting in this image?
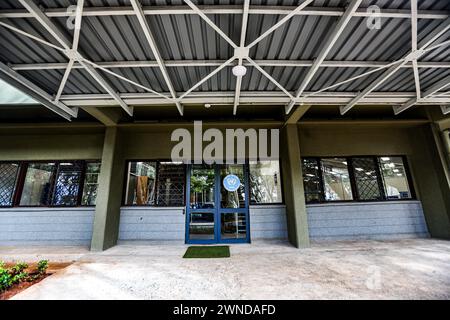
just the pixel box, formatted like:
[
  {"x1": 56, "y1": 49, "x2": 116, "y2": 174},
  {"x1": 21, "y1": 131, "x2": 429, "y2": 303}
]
[{"x1": 5, "y1": 239, "x2": 450, "y2": 300}]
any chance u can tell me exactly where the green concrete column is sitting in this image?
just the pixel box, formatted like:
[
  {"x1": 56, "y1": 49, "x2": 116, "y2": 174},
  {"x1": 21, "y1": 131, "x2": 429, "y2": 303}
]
[
  {"x1": 280, "y1": 124, "x2": 310, "y2": 248},
  {"x1": 91, "y1": 127, "x2": 126, "y2": 251}
]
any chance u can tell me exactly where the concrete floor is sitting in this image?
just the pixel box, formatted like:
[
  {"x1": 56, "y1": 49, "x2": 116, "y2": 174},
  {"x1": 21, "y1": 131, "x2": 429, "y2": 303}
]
[{"x1": 2, "y1": 239, "x2": 449, "y2": 300}]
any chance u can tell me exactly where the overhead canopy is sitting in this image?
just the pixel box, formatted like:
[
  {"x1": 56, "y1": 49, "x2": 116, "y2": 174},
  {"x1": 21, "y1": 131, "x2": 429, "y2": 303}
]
[{"x1": 0, "y1": 0, "x2": 449, "y2": 121}]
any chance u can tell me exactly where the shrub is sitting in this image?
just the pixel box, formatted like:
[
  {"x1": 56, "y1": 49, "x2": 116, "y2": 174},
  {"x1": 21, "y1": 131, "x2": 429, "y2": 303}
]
[
  {"x1": 12, "y1": 272, "x2": 28, "y2": 284},
  {"x1": 0, "y1": 269, "x2": 13, "y2": 292},
  {"x1": 10, "y1": 262, "x2": 28, "y2": 275},
  {"x1": 37, "y1": 260, "x2": 48, "y2": 275},
  {"x1": 0, "y1": 260, "x2": 49, "y2": 293}
]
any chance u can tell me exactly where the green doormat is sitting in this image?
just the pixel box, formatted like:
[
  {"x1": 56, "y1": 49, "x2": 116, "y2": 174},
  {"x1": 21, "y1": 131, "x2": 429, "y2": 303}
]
[{"x1": 183, "y1": 246, "x2": 230, "y2": 258}]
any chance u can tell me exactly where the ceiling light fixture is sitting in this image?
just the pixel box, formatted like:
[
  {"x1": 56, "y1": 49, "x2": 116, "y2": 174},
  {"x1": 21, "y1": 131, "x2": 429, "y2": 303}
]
[{"x1": 232, "y1": 65, "x2": 247, "y2": 77}]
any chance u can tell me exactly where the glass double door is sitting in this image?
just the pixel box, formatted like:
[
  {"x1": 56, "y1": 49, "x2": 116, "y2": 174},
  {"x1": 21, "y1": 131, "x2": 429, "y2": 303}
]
[{"x1": 186, "y1": 163, "x2": 250, "y2": 244}]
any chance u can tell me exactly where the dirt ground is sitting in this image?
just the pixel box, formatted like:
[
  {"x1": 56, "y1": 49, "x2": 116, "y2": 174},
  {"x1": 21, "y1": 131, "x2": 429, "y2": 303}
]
[{"x1": 2, "y1": 239, "x2": 449, "y2": 300}]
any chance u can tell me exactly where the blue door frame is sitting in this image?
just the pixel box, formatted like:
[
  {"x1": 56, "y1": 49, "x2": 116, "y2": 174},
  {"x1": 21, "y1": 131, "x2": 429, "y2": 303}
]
[{"x1": 185, "y1": 163, "x2": 251, "y2": 244}]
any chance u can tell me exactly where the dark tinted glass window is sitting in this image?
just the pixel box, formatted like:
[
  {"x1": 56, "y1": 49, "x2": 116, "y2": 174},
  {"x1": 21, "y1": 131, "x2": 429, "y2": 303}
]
[
  {"x1": 302, "y1": 158, "x2": 323, "y2": 203},
  {"x1": 20, "y1": 163, "x2": 56, "y2": 206},
  {"x1": 379, "y1": 157, "x2": 412, "y2": 199},
  {"x1": 125, "y1": 161, "x2": 157, "y2": 205},
  {"x1": 52, "y1": 162, "x2": 83, "y2": 206},
  {"x1": 81, "y1": 162, "x2": 101, "y2": 206}
]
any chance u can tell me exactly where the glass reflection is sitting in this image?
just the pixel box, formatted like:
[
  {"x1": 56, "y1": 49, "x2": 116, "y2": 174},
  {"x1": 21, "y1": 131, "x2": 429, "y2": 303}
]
[
  {"x1": 221, "y1": 212, "x2": 246, "y2": 239},
  {"x1": 189, "y1": 212, "x2": 215, "y2": 240},
  {"x1": 190, "y1": 165, "x2": 215, "y2": 209}
]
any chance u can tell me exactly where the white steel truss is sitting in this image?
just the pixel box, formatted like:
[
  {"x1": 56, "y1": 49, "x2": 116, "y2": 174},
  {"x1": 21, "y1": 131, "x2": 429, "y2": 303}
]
[
  {"x1": 286, "y1": 0, "x2": 362, "y2": 114},
  {"x1": 130, "y1": 0, "x2": 183, "y2": 115},
  {"x1": 8, "y1": 60, "x2": 450, "y2": 71},
  {"x1": 233, "y1": 0, "x2": 250, "y2": 115},
  {"x1": 0, "y1": 61, "x2": 77, "y2": 120},
  {"x1": 17, "y1": 0, "x2": 134, "y2": 116},
  {"x1": 0, "y1": 1, "x2": 448, "y2": 121},
  {"x1": 340, "y1": 14, "x2": 450, "y2": 115},
  {"x1": 58, "y1": 91, "x2": 450, "y2": 107}
]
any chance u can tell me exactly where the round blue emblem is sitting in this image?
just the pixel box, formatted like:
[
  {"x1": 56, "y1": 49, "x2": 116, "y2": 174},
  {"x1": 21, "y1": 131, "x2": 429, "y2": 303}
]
[{"x1": 223, "y1": 174, "x2": 241, "y2": 192}]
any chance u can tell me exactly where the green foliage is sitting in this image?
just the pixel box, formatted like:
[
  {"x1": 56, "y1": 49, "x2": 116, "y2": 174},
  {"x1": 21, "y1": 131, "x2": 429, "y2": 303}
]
[
  {"x1": 37, "y1": 260, "x2": 48, "y2": 274},
  {"x1": 12, "y1": 272, "x2": 28, "y2": 284},
  {"x1": 0, "y1": 268, "x2": 13, "y2": 292},
  {"x1": 0, "y1": 260, "x2": 49, "y2": 292},
  {"x1": 10, "y1": 262, "x2": 28, "y2": 275}
]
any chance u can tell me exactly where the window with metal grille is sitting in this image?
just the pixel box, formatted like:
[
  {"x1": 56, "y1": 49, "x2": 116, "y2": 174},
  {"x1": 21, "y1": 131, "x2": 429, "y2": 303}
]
[
  {"x1": 351, "y1": 157, "x2": 384, "y2": 201},
  {"x1": 124, "y1": 161, "x2": 186, "y2": 207},
  {"x1": 52, "y1": 162, "x2": 83, "y2": 206},
  {"x1": 1, "y1": 160, "x2": 101, "y2": 207},
  {"x1": 301, "y1": 158, "x2": 324, "y2": 203},
  {"x1": 0, "y1": 163, "x2": 20, "y2": 206},
  {"x1": 155, "y1": 162, "x2": 185, "y2": 206},
  {"x1": 301, "y1": 156, "x2": 414, "y2": 204}
]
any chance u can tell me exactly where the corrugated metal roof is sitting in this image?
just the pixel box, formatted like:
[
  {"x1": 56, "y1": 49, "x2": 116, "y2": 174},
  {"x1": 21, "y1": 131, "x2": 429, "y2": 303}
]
[{"x1": 0, "y1": 0, "x2": 449, "y2": 116}]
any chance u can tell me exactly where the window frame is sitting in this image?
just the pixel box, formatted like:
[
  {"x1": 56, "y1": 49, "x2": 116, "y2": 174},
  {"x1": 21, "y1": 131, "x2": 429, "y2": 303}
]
[
  {"x1": 378, "y1": 155, "x2": 416, "y2": 201},
  {"x1": 0, "y1": 160, "x2": 101, "y2": 208},
  {"x1": 302, "y1": 155, "x2": 416, "y2": 204},
  {"x1": 249, "y1": 160, "x2": 285, "y2": 206},
  {"x1": 349, "y1": 156, "x2": 386, "y2": 202},
  {"x1": 0, "y1": 161, "x2": 22, "y2": 208},
  {"x1": 301, "y1": 157, "x2": 325, "y2": 204},
  {"x1": 122, "y1": 159, "x2": 187, "y2": 207}
]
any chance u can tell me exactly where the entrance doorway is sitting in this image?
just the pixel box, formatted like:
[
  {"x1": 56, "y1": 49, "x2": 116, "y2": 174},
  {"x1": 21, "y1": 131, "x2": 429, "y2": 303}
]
[{"x1": 186, "y1": 163, "x2": 250, "y2": 244}]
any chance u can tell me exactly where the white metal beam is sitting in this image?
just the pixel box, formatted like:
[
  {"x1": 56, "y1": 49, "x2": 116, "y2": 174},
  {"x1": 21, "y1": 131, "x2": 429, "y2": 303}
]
[
  {"x1": 411, "y1": 0, "x2": 422, "y2": 101},
  {"x1": 130, "y1": 0, "x2": 183, "y2": 115},
  {"x1": 183, "y1": 0, "x2": 237, "y2": 49},
  {"x1": 0, "y1": 20, "x2": 65, "y2": 52},
  {"x1": 82, "y1": 60, "x2": 171, "y2": 100},
  {"x1": 18, "y1": 0, "x2": 133, "y2": 116},
  {"x1": 233, "y1": 0, "x2": 250, "y2": 115},
  {"x1": 55, "y1": 0, "x2": 84, "y2": 103},
  {"x1": 247, "y1": 0, "x2": 314, "y2": 49},
  {"x1": 394, "y1": 75, "x2": 450, "y2": 115},
  {"x1": 246, "y1": 57, "x2": 294, "y2": 100},
  {"x1": 441, "y1": 105, "x2": 450, "y2": 115},
  {"x1": 57, "y1": 91, "x2": 450, "y2": 107},
  {"x1": 9, "y1": 60, "x2": 450, "y2": 71},
  {"x1": 286, "y1": 0, "x2": 362, "y2": 114},
  {"x1": 178, "y1": 57, "x2": 236, "y2": 100},
  {"x1": 0, "y1": 6, "x2": 448, "y2": 20},
  {"x1": 0, "y1": 61, "x2": 76, "y2": 120},
  {"x1": 340, "y1": 17, "x2": 450, "y2": 115}
]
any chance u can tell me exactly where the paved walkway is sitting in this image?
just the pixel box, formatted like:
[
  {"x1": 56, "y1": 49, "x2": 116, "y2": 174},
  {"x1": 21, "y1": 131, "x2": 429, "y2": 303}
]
[{"x1": 2, "y1": 239, "x2": 449, "y2": 300}]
